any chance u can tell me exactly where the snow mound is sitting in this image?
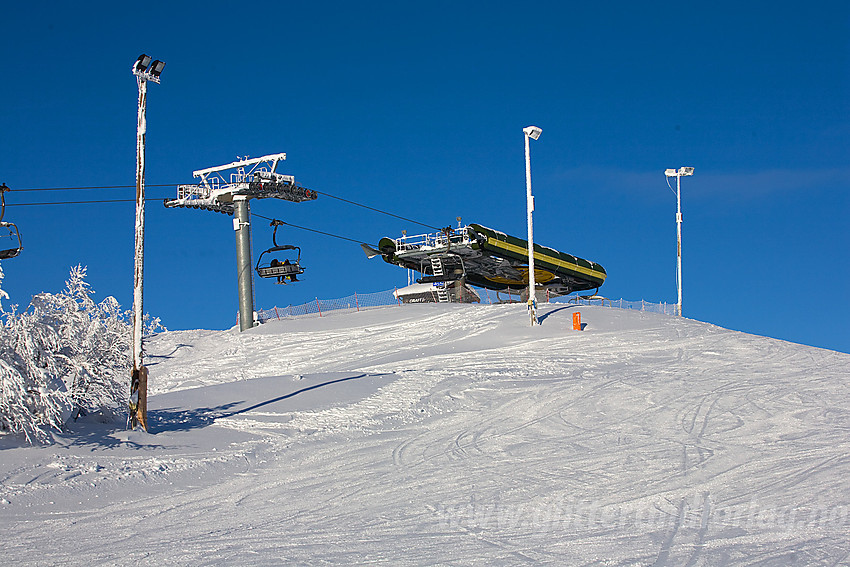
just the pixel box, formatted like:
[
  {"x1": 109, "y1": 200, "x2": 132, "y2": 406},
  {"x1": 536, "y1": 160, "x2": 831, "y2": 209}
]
[{"x1": 2, "y1": 303, "x2": 849, "y2": 565}]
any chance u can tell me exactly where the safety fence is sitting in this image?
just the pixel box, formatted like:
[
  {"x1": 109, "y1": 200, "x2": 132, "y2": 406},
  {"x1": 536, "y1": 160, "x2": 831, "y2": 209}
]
[
  {"x1": 256, "y1": 289, "x2": 400, "y2": 322},
  {"x1": 555, "y1": 296, "x2": 678, "y2": 316},
  {"x1": 255, "y1": 288, "x2": 677, "y2": 323},
  {"x1": 474, "y1": 289, "x2": 678, "y2": 316}
]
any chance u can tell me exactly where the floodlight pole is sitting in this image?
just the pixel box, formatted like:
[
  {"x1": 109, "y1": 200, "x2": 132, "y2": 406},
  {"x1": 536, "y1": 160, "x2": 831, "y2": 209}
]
[
  {"x1": 130, "y1": 54, "x2": 164, "y2": 431},
  {"x1": 133, "y1": 76, "x2": 147, "y2": 374},
  {"x1": 675, "y1": 173, "x2": 683, "y2": 317},
  {"x1": 234, "y1": 196, "x2": 255, "y2": 331},
  {"x1": 523, "y1": 126, "x2": 542, "y2": 326},
  {"x1": 665, "y1": 166, "x2": 693, "y2": 317}
]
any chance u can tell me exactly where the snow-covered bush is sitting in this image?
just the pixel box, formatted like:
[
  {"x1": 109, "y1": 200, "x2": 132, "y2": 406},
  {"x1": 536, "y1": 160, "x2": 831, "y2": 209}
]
[{"x1": 0, "y1": 265, "x2": 161, "y2": 443}]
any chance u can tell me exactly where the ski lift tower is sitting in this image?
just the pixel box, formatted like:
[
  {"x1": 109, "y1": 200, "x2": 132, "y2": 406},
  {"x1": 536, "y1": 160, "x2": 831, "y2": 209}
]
[{"x1": 165, "y1": 153, "x2": 317, "y2": 331}]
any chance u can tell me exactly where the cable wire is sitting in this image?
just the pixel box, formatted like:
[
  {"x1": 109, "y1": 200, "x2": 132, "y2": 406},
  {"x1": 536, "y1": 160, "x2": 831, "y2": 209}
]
[
  {"x1": 9, "y1": 184, "x2": 176, "y2": 191},
  {"x1": 314, "y1": 190, "x2": 440, "y2": 230},
  {"x1": 7, "y1": 197, "x2": 378, "y2": 247},
  {"x1": 250, "y1": 211, "x2": 372, "y2": 245},
  {"x1": 3, "y1": 185, "x2": 444, "y2": 256},
  {"x1": 7, "y1": 198, "x2": 143, "y2": 206},
  {"x1": 5, "y1": 183, "x2": 441, "y2": 229}
]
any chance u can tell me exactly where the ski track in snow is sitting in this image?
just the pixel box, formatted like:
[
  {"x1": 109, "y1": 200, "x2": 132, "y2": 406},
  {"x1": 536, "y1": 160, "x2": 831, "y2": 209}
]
[{"x1": 2, "y1": 303, "x2": 849, "y2": 566}]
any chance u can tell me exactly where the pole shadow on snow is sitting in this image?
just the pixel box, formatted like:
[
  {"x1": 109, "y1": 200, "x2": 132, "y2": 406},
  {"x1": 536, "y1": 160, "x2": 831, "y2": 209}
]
[
  {"x1": 220, "y1": 373, "x2": 378, "y2": 419},
  {"x1": 55, "y1": 404, "x2": 241, "y2": 448},
  {"x1": 55, "y1": 373, "x2": 386, "y2": 450},
  {"x1": 58, "y1": 413, "x2": 175, "y2": 449},
  {"x1": 148, "y1": 402, "x2": 243, "y2": 434},
  {"x1": 149, "y1": 373, "x2": 385, "y2": 434},
  {"x1": 537, "y1": 304, "x2": 580, "y2": 324},
  {"x1": 46, "y1": 374, "x2": 385, "y2": 447}
]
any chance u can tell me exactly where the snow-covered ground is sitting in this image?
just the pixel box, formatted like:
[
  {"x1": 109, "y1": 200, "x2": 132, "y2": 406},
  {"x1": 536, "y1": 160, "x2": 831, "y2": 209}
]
[{"x1": 2, "y1": 303, "x2": 849, "y2": 566}]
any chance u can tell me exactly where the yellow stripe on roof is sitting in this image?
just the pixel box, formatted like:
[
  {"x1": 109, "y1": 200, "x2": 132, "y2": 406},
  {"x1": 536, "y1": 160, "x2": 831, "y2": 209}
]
[{"x1": 487, "y1": 237, "x2": 606, "y2": 282}]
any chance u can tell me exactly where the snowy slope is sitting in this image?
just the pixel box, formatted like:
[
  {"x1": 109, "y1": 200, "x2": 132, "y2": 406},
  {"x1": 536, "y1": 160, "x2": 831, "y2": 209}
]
[{"x1": 2, "y1": 303, "x2": 849, "y2": 566}]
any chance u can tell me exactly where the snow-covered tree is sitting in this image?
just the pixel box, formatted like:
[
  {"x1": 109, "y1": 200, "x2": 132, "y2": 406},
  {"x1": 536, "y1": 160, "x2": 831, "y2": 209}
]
[{"x1": 0, "y1": 265, "x2": 162, "y2": 443}]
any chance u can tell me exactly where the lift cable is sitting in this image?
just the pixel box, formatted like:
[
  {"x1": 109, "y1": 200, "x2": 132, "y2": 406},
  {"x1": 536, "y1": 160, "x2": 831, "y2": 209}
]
[
  {"x1": 9, "y1": 183, "x2": 176, "y2": 192},
  {"x1": 5, "y1": 196, "x2": 436, "y2": 242},
  {"x1": 5, "y1": 183, "x2": 442, "y2": 230},
  {"x1": 5, "y1": 198, "x2": 408, "y2": 251},
  {"x1": 250, "y1": 211, "x2": 373, "y2": 246},
  {"x1": 7, "y1": 198, "x2": 142, "y2": 206},
  {"x1": 313, "y1": 190, "x2": 440, "y2": 231},
  {"x1": 5, "y1": 196, "x2": 376, "y2": 247},
  {"x1": 5, "y1": 196, "x2": 427, "y2": 247}
]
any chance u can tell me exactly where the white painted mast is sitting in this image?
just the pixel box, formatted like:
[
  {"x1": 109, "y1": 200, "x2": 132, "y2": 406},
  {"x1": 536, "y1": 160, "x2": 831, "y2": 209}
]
[
  {"x1": 523, "y1": 125, "x2": 542, "y2": 326},
  {"x1": 664, "y1": 167, "x2": 694, "y2": 317}
]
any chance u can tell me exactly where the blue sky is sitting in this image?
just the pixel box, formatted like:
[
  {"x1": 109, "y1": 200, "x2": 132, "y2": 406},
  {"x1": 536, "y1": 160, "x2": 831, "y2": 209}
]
[{"x1": 1, "y1": 1, "x2": 848, "y2": 353}]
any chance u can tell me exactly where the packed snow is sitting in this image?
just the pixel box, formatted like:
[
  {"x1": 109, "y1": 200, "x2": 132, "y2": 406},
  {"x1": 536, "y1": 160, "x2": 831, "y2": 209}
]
[{"x1": 2, "y1": 302, "x2": 849, "y2": 565}]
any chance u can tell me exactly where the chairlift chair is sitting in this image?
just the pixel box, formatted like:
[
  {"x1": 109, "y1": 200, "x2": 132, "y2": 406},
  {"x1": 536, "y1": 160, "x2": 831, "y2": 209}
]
[
  {"x1": 255, "y1": 220, "x2": 304, "y2": 284},
  {"x1": 0, "y1": 222, "x2": 22, "y2": 260},
  {"x1": 0, "y1": 184, "x2": 22, "y2": 259},
  {"x1": 256, "y1": 245, "x2": 304, "y2": 283}
]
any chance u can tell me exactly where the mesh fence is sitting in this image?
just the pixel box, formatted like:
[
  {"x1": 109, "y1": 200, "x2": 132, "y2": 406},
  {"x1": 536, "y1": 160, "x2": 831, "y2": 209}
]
[
  {"x1": 256, "y1": 289, "x2": 401, "y2": 322},
  {"x1": 255, "y1": 287, "x2": 676, "y2": 323},
  {"x1": 551, "y1": 296, "x2": 678, "y2": 316},
  {"x1": 474, "y1": 288, "x2": 677, "y2": 316}
]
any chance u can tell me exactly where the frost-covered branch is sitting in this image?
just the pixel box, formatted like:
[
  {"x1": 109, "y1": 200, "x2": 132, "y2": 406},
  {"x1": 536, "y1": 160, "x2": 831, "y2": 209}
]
[{"x1": 0, "y1": 265, "x2": 163, "y2": 444}]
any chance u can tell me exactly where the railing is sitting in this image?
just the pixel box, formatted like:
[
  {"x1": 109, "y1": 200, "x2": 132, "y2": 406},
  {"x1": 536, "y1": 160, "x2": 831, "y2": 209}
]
[
  {"x1": 254, "y1": 287, "x2": 677, "y2": 323},
  {"x1": 178, "y1": 168, "x2": 290, "y2": 200},
  {"x1": 394, "y1": 227, "x2": 472, "y2": 252},
  {"x1": 176, "y1": 184, "x2": 208, "y2": 200}
]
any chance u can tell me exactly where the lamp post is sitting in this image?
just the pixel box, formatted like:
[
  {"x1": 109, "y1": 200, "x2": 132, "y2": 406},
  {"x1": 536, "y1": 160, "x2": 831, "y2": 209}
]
[
  {"x1": 523, "y1": 125, "x2": 542, "y2": 326},
  {"x1": 130, "y1": 54, "x2": 165, "y2": 431},
  {"x1": 664, "y1": 166, "x2": 694, "y2": 317}
]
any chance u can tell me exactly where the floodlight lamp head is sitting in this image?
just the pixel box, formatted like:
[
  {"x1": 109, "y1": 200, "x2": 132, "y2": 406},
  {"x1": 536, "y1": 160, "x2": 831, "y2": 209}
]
[
  {"x1": 523, "y1": 126, "x2": 542, "y2": 140},
  {"x1": 150, "y1": 60, "x2": 165, "y2": 78},
  {"x1": 665, "y1": 168, "x2": 677, "y2": 177},
  {"x1": 133, "y1": 54, "x2": 152, "y2": 74},
  {"x1": 679, "y1": 166, "x2": 695, "y2": 176}
]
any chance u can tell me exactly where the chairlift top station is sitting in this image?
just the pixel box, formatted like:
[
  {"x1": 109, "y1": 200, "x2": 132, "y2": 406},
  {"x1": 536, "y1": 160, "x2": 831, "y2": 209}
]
[{"x1": 367, "y1": 223, "x2": 607, "y2": 300}]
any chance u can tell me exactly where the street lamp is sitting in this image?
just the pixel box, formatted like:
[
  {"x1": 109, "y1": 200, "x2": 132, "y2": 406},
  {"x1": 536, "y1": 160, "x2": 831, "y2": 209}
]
[
  {"x1": 523, "y1": 125, "x2": 542, "y2": 326},
  {"x1": 129, "y1": 53, "x2": 165, "y2": 431},
  {"x1": 664, "y1": 166, "x2": 694, "y2": 317}
]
